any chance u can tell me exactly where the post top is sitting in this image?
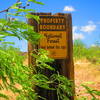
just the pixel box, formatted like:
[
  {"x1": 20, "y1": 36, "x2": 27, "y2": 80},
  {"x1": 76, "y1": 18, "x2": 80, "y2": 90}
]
[{"x1": 30, "y1": 12, "x2": 71, "y2": 16}]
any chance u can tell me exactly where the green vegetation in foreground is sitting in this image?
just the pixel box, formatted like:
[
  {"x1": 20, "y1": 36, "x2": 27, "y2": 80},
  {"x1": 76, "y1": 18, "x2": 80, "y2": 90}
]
[
  {"x1": 0, "y1": 0, "x2": 100, "y2": 100},
  {"x1": 0, "y1": 0, "x2": 73, "y2": 100}
]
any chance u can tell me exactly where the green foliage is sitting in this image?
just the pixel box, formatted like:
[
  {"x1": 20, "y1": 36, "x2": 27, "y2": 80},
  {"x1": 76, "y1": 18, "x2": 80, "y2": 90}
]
[
  {"x1": 86, "y1": 46, "x2": 100, "y2": 63},
  {"x1": 50, "y1": 73, "x2": 74, "y2": 100},
  {"x1": 74, "y1": 39, "x2": 87, "y2": 59},
  {"x1": 73, "y1": 39, "x2": 100, "y2": 64},
  {"x1": 0, "y1": 93, "x2": 9, "y2": 100},
  {"x1": 0, "y1": 0, "x2": 74, "y2": 98},
  {"x1": 10, "y1": 2, "x2": 22, "y2": 9},
  {"x1": 26, "y1": 14, "x2": 40, "y2": 23},
  {"x1": 0, "y1": 44, "x2": 35, "y2": 99},
  {"x1": 0, "y1": 45, "x2": 51, "y2": 100},
  {"x1": 2, "y1": 0, "x2": 100, "y2": 100},
  {"x1": 32, "y1": 73, "x2": 55, "y2": 90},
  {"x1": 81, "y1": 84, "x2": 100, "y2": 100},
  {"x1": 0, "y1": 0, "x2": 44, "y2": 99},
  {"x1": 28, "y1": 0, "x2": 44, "y2": 5},
  {"x1": 0, "y1": 18, "x2": 41, "y2": 43},
  {"x1": 76, "y1": 83, "x2": 100, "y2": 100},
  {"x1": 32, "y1": 49, "x2": 55, "y2": 71},
  {"x1": 31, "y1": 49, "x2": 74, "y2": 100}
]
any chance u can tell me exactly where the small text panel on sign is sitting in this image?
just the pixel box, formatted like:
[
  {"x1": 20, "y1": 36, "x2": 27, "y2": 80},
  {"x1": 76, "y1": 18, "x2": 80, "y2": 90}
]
[{"x1": 39, "y1": 31, "x2": 68, "y2": 59}]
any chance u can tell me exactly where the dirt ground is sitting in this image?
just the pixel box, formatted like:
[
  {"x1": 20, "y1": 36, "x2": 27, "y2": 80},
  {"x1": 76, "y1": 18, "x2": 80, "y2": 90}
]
[
  {"x1": 0, "y1": 56, "x2": 100, "y2": 100},
  {"x1": 75, "y1": 59, "x2": 100, "y2": 99}
]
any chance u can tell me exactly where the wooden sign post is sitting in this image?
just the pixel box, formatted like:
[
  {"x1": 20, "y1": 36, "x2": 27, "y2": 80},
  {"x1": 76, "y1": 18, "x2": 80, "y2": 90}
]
[{"x1": 28, "y1": 13, "x2": 74, "y2": 100}]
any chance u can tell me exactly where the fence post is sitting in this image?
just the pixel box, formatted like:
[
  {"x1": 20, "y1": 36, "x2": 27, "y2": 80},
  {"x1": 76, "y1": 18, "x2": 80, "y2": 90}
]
[{"x1": 28, "y1": 13, "x2": 74, "y2": 100}]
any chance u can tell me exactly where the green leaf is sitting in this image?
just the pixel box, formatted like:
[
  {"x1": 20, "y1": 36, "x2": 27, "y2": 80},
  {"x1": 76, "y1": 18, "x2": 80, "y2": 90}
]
[
  {"x1": 0, "y1": 32, "x2": 15, "y2": 37},
  {"x1": 1, "y1": 42, "x2": 15, "y2": 45},
  {"x1": 26, "y1": 14, "x2": 40, "y2": 22},
  {"x1": 7, "y1": 13, "x2": 23, "y2": 17},
  {"x1": 0, "y1": 37, "x2": 4, "y2": 41},
  {"x1": 28, "y1": 0, "x2": 44, "y2": 5},
  {"x1": 32, "y1": 74, "x2": 55, "y2": 90},
  {"x1": 0, "y1": 93, "x2": 9, "y2": 100},
  {"x1": 92, "y1": 90, "x2": 100, "y2": 96},
  {"x1": 10, "y1": 2, "x2": 22, "y2": 9},
  {"x1": 16, "y1": 8, "x2": 36, "y2": 13},
  {"x1": 0, "y1": 19, "x2": 7, "y2": 24}
]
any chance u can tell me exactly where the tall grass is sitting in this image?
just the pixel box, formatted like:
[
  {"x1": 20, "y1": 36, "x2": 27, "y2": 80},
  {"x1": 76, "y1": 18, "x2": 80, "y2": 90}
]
[{"x1": 73, "y1": 39, "x2": 100, "y2": 64}]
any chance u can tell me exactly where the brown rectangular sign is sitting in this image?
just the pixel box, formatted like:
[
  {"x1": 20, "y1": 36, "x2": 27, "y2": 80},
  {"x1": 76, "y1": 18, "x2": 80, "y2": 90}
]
[{"x1": 39, "y1": 15, "x2": 68, "y2": 59}]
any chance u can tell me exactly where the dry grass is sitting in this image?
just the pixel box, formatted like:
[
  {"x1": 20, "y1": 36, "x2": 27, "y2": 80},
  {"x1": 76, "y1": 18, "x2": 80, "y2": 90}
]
[{"x1": 75, "y1": 58, "x2": 100, "y2": 99}]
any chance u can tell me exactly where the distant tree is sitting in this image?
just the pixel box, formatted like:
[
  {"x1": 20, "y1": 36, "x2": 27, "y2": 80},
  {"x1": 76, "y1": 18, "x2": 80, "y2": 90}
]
[{"x1": 73, "y1": 39, "x2": 87, "y2": 59}]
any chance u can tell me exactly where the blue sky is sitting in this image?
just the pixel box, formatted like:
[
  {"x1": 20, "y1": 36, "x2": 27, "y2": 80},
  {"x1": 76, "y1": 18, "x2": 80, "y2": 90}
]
[{"x1": 0, "y1": 0, "x2": 100, "y2": 51}]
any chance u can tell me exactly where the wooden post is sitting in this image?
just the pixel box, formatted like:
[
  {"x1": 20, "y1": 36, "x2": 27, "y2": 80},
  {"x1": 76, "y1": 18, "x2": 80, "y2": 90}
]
[
  {"x1": 28, "y1": 17, "x2": 38, "y2": 66},
  {"x1": 28, "y1": 13, "x2": 74, "y2": 100},
  {"x1": 52, "y1": 13, "x2": 74, "y2": 100},
  {"x1": 62, "y1": 14, "x2": 74, "y2": 100}
]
